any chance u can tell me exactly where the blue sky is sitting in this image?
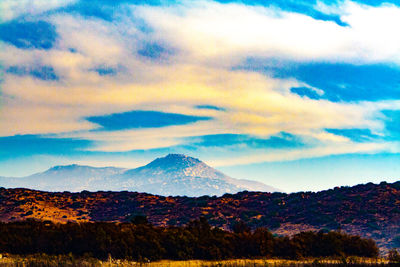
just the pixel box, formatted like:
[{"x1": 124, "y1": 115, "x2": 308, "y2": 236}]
[{"x1": 0, "y1": 0, "x2": 399, "y2": 192}]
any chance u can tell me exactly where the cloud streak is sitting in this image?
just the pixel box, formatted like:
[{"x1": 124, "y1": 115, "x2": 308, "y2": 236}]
[
  {"x1": 135, "y1": 0, "x2": 400, "y2": 64},
  {"x1": 0, "y1": 0, "x2": 400, "y2": 170},
  {"x1": 0, "y1": 0, "x2": 77, "y2": 22}
]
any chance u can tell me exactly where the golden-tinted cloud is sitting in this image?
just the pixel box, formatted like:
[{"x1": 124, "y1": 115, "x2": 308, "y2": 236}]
[{"x1": 1, "y1": 0, "x2": 400, "y2": 166}]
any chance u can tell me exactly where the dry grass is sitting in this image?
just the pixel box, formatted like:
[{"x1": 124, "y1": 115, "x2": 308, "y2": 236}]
[
  {"x1": 0, "y1": 255, "x2": 391, "y2": 267},
  {"x1": 120, "y1": 258, "x2": 390, "y2": 267}
]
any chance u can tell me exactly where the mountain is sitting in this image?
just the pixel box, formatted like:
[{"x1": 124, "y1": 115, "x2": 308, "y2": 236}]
[
  {"x1": 117, "y1": 154, "x2": 277, "y2": 196},
  {"x1": 0, "y1": 165, "x2": 126, "y2": 192},
  {"x1": 0, "y1": 181, "x2": 399, "y2": 253},
  {"x1": 0, "y1": 154, "x2": 279, "y2": 196}
]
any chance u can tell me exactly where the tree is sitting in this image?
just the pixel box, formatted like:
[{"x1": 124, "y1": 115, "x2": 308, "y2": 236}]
[
  {"x1": 388, "y1": 248, "x2": 400, "y2": 263},
  {"x1": 130, "y1": 215, "x2": 149, "y2": 225},
  {"x1": 232, "y1": 220, "x2": 251, "y2": 234}
]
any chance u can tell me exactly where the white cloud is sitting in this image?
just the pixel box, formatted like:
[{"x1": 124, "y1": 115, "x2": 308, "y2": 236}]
[
  {"x1": 0, "y1": 0, "x2": 77, "y2": 22},
  {"x1": 210, "y1": 141, "x2": 391, "y2": 167},
  {"x1": 134, "y1": 0, "x2": 400, "y2": 64}
]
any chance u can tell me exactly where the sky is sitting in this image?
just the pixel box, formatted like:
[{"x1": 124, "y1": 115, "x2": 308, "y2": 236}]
[{"x1": 0, "y1": 0, "x2": 399, "y2": 192}]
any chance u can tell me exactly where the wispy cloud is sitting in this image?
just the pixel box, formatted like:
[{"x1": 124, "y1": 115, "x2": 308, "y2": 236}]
[
  {"x1": 0, "y1": 0, "x2": 77, "y2": 22},
  {"x1": 135, "y1": 0, "x2": 400, "y2": 64},
  {"x1": 0, "y1": 0, "x2": 400, "y2": 171}
]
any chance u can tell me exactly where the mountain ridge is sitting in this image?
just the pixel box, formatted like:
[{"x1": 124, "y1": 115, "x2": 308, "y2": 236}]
[{"x1": 0, "y1": 154, "x2": 279, "y2": 196}]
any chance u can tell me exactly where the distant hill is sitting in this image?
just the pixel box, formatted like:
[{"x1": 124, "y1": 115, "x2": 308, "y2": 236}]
[
  {"x1": 0, "y1": 165, "x2": 126, "y2": 192},
  {"x1": 0, "y1": 154, "x2": 279, "y2": 196},
  {"x1": 0, "y1": 181, "x2": 399, "y2": 253}
]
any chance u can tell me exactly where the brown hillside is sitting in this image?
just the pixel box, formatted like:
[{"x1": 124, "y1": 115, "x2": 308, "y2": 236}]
[{"x1": 0, "y1": 181, "x2": 399, "y2": 253}]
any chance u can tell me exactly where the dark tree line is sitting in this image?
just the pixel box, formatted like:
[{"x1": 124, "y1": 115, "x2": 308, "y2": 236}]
[{"x1": 0, "y1": 218, "x2": 378, "y2": 261}]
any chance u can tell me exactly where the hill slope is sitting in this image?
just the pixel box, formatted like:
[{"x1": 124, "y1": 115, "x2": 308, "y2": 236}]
[
  {"x1": 0, "y1": 154, "x2": 278, "y2": 196},
  {"x1": 0, "y1": 181, "x2": 399, "y2": 253}
]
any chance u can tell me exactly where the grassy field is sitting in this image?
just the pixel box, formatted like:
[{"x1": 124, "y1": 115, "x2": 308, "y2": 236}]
[{"x1": 0, "y1": 255, "x2": 393, "y2": 267}]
